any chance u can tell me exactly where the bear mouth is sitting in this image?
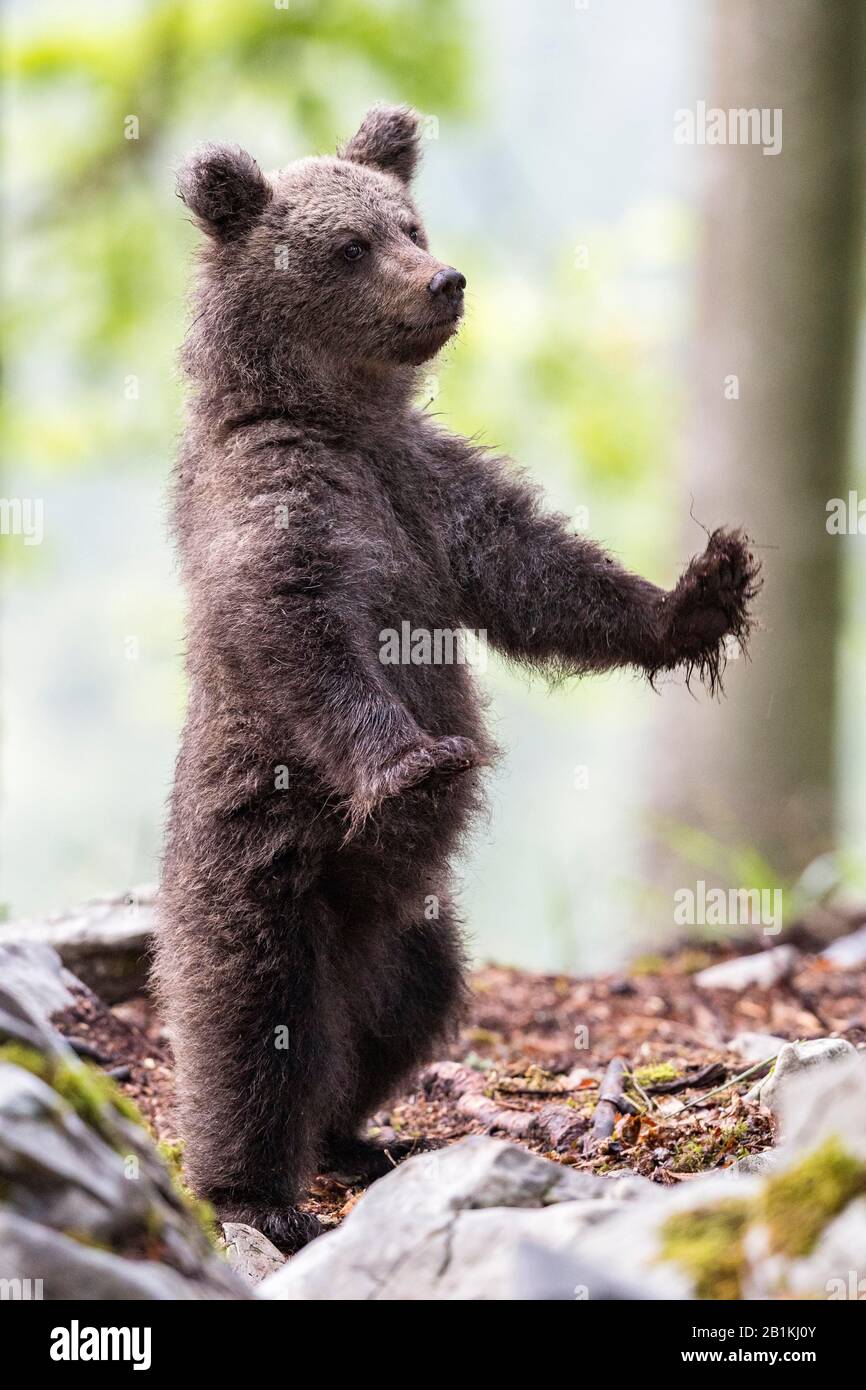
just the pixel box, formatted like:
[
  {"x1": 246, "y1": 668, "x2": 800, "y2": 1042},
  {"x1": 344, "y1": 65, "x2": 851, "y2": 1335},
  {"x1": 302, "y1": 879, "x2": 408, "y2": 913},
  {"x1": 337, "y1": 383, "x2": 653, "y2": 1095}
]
[
  {"x1": 398, "y1": 313, "x2": 460, "y2": 332},
  {"x1": 395, "y1": 311, "x2": 462, "y2": 343},
  {"x1": 385, "y1": 311, "x2": 462, "y2": 364}
]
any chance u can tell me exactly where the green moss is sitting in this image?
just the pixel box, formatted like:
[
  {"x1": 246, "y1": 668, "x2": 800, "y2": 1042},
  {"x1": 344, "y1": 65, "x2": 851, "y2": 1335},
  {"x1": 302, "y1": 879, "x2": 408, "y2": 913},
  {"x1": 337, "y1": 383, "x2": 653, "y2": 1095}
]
[
  {"x1": 759, "y1": 1137, "x2": 866, "y2": 1258},
  {"x1": 0, "y1": 1042, "x2": 54, "y2": 1083},
  {"x1": 673, "y1": 1122, "x2": 751, "y2": 1174},
  {"x1": 192, "y1": 1197, "x2": 219, "y2": 1247},
  {"x1": 157, "y1": 1138, "x2": 220, "y2": 1247},
  {"x1": 633, "y1": 1061, "x2": 679, "y2": 1087},
  {"x1": 56, "y1": 1061, "x2": 144, "y2": 1130},
  {"x1": 674, "y1": 1138, "x2": 707, "y2": 1174},
  {"x1": 659, "y1": 1200, "x2": 751, "y2": 1300},
  {"x1": 672, "y1": 949, "x2": 714, "y2": 975},
  {"x1": 2, "y1": 1043, "x2": 220, "y2": 1250},
  {"x1": 630, "y1": 954, "x2": 665, "y2": 977},
  {"x1": 0, "y1": 1042, "x2": 144, "y2": 1135},
  {"x1": 157, "y1": 1138, "x2": 185, "y2": 1185},
  {"x1": 61, "y1": 1228, "x2": 112, "y2": 1252}
]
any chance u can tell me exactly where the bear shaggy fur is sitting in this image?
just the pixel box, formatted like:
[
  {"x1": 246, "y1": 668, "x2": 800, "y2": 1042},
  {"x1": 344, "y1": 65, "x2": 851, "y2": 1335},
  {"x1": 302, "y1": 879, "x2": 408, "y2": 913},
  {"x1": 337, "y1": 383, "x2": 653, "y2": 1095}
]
[{"x1": 156, "y1": 106, "x2": 760, "y2": 1251}]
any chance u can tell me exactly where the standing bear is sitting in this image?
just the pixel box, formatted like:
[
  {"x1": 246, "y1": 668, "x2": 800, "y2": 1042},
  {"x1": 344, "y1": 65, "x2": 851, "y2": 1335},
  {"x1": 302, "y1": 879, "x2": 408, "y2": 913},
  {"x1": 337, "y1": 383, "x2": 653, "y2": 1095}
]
[{"x1": 157, "y1": 106, "x2": 760, "y2": 1251}]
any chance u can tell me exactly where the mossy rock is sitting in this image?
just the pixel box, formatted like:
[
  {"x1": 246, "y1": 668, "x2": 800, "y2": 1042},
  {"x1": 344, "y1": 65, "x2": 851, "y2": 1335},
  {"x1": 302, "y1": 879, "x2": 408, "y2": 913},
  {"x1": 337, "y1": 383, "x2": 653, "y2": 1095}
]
[
  {"x1": 758, "y1": 1137, "x2": 866, "y2": 1258},
  {"x1": 659, "y1": 1199, "x2": 751, "y2": 1299},
  {"x1": 0, "y1": 1041, "x2": 143, "y2": 1134},
  {"x1": 660, "y1": 1136, "x2": 866, "y2": 1296},
  {"x1": 0, "y1": 1042, "x2": 219, "y2": 1248}
]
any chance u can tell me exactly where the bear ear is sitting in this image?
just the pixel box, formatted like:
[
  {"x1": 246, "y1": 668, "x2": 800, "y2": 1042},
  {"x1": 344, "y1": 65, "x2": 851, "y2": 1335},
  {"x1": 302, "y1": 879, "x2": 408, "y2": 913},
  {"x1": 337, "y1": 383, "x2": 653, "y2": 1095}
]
[
  {"x1": 339, "y1": 105, "x2": 421, "y2": 185},
  {"x1": 177, "y1": 144, "x2": 272, "y2": 240}
]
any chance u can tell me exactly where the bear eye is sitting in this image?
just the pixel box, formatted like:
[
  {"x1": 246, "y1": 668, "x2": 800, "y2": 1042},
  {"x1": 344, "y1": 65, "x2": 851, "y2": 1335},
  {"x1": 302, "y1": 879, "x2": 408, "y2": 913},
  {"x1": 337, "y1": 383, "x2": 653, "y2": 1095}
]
[
  {"x1": 408, "y1": 227, "x2": 420, "y2": 244},
  {"x1": 343, "y1": 240, "x2": 365, "y2": 262}
]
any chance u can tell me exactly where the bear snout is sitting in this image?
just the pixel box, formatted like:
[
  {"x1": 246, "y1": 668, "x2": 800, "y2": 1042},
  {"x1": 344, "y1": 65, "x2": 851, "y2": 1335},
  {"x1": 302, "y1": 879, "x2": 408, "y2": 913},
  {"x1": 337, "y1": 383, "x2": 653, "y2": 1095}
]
[{"x1": 427, "y1": 266, "x2": 466, "y2": 309}]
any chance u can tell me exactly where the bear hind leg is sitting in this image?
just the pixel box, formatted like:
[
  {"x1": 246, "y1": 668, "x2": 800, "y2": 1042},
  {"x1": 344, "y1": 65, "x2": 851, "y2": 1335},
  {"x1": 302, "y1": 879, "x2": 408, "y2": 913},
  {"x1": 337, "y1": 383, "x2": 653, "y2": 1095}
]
[{"x1": 322, "y1": 911, "x2": 466, "y2": 1181}]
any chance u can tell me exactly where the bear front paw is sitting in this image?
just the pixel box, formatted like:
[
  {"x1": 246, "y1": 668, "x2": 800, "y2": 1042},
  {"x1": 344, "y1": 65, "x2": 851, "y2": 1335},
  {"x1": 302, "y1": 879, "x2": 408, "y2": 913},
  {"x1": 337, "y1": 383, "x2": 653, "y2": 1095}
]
[
  {"x1": 659, "y1": 527, "x2": 761, "y2": 691},
  {"x1": 348, "y1": 735, "x2": 483, "y2": 831}
]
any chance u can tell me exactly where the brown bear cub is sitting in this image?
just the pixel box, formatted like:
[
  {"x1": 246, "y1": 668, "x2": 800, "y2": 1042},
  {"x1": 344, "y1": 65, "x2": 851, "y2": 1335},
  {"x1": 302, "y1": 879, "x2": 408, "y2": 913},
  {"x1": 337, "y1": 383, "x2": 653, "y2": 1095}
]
[{"x1": 157, "y1": 106, "x2": 760, "y2": 1252}]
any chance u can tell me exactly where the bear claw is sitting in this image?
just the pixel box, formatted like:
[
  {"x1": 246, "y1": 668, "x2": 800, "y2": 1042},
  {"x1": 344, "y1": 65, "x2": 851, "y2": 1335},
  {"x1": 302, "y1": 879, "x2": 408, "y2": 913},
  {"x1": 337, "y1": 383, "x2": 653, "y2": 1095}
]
[
  {"x1": 348, "y1": 734, "x2": 483, "y2": 832},
  {"x1": 658, "y1": 527, "x2": 761, "y2": 693}
]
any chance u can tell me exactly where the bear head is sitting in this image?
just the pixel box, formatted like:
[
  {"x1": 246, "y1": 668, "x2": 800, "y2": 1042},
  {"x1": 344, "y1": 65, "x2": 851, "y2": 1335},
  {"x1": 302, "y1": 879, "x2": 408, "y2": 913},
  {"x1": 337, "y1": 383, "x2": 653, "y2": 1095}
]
[{"x1": 178, "y1": 106, "x2": 465, "y2": 383}]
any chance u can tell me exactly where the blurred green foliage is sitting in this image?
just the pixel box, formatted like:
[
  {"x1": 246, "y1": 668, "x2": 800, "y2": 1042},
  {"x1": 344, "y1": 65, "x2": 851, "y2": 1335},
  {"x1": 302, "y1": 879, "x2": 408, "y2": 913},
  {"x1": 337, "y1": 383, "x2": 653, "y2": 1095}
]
[{"x1": 3, "y1": 0, "x2": 471, "y2": 476}]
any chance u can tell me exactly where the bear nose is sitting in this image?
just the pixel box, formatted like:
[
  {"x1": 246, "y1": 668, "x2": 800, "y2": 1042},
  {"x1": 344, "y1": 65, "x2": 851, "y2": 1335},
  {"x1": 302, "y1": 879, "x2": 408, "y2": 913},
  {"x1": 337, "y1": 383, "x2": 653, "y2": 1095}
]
[{"x1": 427, "y1": 267, "x2": 466, "y2": 302}]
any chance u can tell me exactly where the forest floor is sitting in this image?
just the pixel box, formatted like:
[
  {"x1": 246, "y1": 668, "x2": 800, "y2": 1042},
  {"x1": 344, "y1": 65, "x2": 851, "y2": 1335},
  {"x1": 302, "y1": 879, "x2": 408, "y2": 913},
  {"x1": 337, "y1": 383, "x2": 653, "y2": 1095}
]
[{"x1": 52, "y1": 939, "x2": 866, "y2": 1234}]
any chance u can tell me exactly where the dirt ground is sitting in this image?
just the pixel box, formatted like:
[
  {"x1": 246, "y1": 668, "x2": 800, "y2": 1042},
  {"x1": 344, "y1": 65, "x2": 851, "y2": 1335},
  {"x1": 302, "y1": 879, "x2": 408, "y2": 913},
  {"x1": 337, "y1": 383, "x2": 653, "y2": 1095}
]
[{"x1": 52, "y1": 940, "x2": 866, "y2": 1232}]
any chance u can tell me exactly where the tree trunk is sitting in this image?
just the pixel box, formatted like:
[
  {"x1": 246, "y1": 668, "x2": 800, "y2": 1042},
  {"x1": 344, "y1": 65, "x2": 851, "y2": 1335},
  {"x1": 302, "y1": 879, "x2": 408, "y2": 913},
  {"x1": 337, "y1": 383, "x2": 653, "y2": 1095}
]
[{"x1": 654, "y1": 0, "x2": 866, "y2": 886}]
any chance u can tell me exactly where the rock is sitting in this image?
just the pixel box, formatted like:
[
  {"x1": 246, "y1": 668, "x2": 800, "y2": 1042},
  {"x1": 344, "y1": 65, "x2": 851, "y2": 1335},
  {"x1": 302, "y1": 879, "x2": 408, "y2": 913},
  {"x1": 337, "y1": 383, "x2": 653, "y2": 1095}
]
[
  {"x1": 365, "y1": 1123, "x2": 401, "y2": 1148},
  {"x1": 580, "y1": 1127, "x2": 866, "y2": 1302},
  {"x1": 820, "y1": 923, "x2": 866, "y2": 969},
  {"x1": 0, "y1": 1209, "x2": 239, "y2": 1300},
  {"x1": 0, "y1": 940, "x2": 129, "y2": 1076},
  {"x1": 0, "y1": 1064, "x2": 144, "y2": 1229},
  {"x1": 776, "y1": 1050, "x2": 866, "y2": 1157},
  {"x1": 399, "y1": 1200, "x2": 632, "y2": 1300},
  {"x1": 742, "y1": 1196, "x2": 866, "y2": 1300},
  {"x1": 223, "y1": 1223, "x2": 286, "y2": 1285},
  {"x1": 782, "y1": 1198, "x2": 866, "y2": 1299},
  {"x1": 695, "y1": 945, "x2": 797, "y2": 992},
  {"x1": 0, "y1": 945, "x2": 248, "y2": 1300},
  {"x1": 0, "y1": 941, "x2": 89, "y2": 1039},
  {"x1": 3, "y1": 888, "x2": 156, "y2": 1003},
  {"x1": 0, "y1": 1060, "x2": 248, "y2": 1300},
  {"x1": 259, "y1": 1135, "x2": 651, "y2": 1301},
  {"x1": 510, "y1": 1240, "x2": 648, "y2": 1300},
  {"x1": 727, "y1": 1031, "x2": 787, "y2": 1064},
  {"x1": 569, "y1": 1172, "x2": 753, "y2": 1299},
  {"x1": 728, "y1": 1151, "x2": 779, "y2": 1178},
  {"x1": 744, "y1": 1038, "x2": 857, "y2": 1113}
]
